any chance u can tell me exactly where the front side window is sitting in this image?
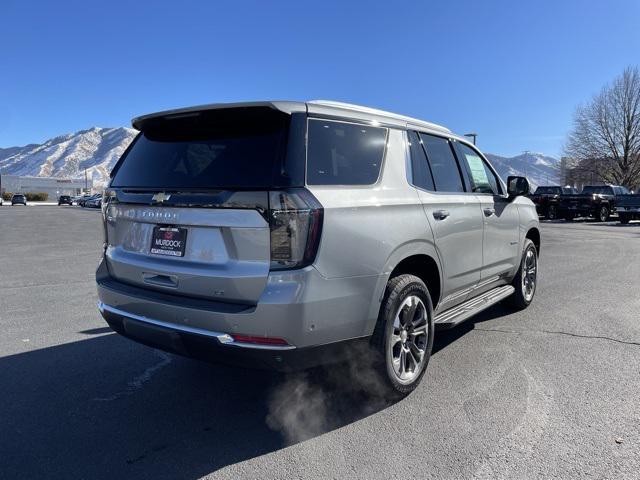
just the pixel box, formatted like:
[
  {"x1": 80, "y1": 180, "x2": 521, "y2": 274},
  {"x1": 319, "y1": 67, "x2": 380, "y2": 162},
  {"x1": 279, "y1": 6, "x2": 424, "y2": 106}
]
[
  {"x1": 457, "y1": 143, "x2": 501, "y2": 195},
  {"x1": 306, "y1": 119, "x2": 387, "y2": 185},
  {"x1": 582, "y1": 186, "x2": 614, "y2": 195},
  {"x1": 407, "y1": 130, "x2": 435, "y2": 190},
  {"x1": 420, "y1": 134, "x2": 465, "y2": 193}
]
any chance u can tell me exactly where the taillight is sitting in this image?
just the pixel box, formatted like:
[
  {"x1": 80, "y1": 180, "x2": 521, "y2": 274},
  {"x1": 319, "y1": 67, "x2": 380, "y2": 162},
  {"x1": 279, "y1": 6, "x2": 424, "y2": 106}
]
[
  {"x1": 101, "y1": 190, "x2": 116, "y2": 249},
  {"x1": 268, "y1": 188, "x2": 323, "y2": 270}
]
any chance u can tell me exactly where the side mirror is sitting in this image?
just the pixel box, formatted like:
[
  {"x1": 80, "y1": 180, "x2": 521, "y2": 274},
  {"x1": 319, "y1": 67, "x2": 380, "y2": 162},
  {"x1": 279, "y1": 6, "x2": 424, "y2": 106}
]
[{"x1": 507, "y1": 176, "x2": 530, "y2": 197}]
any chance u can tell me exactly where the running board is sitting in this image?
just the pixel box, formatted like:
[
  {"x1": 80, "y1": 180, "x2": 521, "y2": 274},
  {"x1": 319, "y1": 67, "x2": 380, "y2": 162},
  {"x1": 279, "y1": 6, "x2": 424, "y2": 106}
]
[{"x1": 434, "y1": 285, "x2": 515, "y2": 329}]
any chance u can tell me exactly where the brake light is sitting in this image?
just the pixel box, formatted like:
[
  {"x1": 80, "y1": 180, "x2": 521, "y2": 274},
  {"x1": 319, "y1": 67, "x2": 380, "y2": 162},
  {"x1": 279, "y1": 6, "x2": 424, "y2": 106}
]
[
  {"x1": 231, "y1": 334, "x2": 289, "y2": 346},
  {"x1": 268, "y1": 188, "x2": 323, "y2": 270}
]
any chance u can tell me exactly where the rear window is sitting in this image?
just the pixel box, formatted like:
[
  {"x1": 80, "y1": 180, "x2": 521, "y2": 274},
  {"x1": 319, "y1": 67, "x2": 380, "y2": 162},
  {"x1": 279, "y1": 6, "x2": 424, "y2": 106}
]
[
  {"x1": 306, "y1": 119, "x2": 387, "y2": 185},
  {"x1": 111, "y1": 107, "x2": 296, "y2": 189}
]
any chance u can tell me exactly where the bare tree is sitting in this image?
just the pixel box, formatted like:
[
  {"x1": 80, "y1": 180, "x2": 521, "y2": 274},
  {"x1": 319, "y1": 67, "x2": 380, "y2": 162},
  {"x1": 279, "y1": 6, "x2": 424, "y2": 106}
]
[{"x1": 565, "y1": 66, "x2": 640, "y2": 189}]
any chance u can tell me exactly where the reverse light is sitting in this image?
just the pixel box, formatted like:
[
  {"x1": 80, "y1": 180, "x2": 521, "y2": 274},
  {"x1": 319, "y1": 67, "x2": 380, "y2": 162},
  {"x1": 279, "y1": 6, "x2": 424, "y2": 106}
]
[{"x1": 268, "y1": 188, "x2": 323, "y2": 270}]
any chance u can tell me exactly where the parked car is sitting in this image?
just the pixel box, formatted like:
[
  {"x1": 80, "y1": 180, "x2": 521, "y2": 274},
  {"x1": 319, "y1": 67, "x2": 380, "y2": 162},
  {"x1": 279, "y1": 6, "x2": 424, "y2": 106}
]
[
  {"x1": 77, "y1": 194, "x2": 94, "y2": 207},
  {"x1": 616, "y1": 193, "x2": 640, "y2": 224},
  {"x1": 84, "y1": 195, "x2": 102, "y2": 208},
  {"x1": 558, "y1": 185, "x2": 629, "y2": 221},
  {"x1": 11, "y1": 194, "x2": 27, "y2": 206},
  {"x1": 529, "y1": 185, "x2": 578, "y2": 219},
  {"x1": 0, "y1": 196, "x2": 3, "y2": 206},
  {"x1": 96, "y1": 100, "x2": 540, "y2": 395},
  {"x1": 58, "y1": 195, "x2": 73, "y2": 206}
]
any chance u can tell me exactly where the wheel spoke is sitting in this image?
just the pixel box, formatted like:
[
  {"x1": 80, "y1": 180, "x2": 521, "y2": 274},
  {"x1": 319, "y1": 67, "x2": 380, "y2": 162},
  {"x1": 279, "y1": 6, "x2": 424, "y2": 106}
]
[
  {"x1": 409, "y1": 342, "x2": 424, "y2": 359},
  {"x1": 410, "y1": 326, "x2": 427, "y2": 337},
  {"x1": 393, "y1": 313, "x2": 402, "y2": 330},
  {"x1": 392, "y1": 353, "x2": 402, "y2": 375},
  {"x1": 405, "y1": 298, "x2": 418, "y2": 326},
  {"x1": 407, "y1": 349, "x2": 419, "y2": 372}
]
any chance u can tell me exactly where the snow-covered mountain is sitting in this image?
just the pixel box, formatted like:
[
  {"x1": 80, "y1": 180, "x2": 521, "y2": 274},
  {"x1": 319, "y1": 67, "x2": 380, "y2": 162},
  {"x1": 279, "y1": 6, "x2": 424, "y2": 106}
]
[
  {"x1": 0, "y1": 128, "x2": 560, "y2": 189},
  {"x1": 0, "y1": 127, "x2": 138, "y2": 187},
  {"x1": 486, "y1": 152, "x2": 560, "y2": 189}
]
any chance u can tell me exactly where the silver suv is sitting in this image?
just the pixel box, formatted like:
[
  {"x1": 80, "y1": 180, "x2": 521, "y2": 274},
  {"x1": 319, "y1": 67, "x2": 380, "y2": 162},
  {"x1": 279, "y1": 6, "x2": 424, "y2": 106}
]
[{"x1": 97, "y1": 101, "x2": 539, "y2": 395}]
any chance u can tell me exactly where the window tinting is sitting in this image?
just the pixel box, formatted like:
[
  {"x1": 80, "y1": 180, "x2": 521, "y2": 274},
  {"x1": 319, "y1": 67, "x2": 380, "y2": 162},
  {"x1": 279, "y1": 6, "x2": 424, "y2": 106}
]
[
  {"x1": 408, "y1": 131, "x2": 434, "y2": 190},
  {"x1": 458, "y1": 143, "x2": 501, "y2": 194},
  {"x1": 111, "y1": 107, "x2": 295, "y2": 189},
  {"x1": 582, "y1": 186, "x2": 614, "y2": 195},
  {"x1": 420, "y1": 134, "x2": 465, "y2": 192},
  {"x1": 306, "y1": 119, "x2": 387, "y2": 185},
  {"x1": 535, "y1": 186, "x2": 562, "y2": 195}
]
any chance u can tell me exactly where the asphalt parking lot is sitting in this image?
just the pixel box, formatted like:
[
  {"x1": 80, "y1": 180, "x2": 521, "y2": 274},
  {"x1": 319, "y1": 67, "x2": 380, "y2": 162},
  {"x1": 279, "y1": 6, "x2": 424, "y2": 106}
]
[{"x1": 1, "y1": 206, "x2": 639, "y2": 479}]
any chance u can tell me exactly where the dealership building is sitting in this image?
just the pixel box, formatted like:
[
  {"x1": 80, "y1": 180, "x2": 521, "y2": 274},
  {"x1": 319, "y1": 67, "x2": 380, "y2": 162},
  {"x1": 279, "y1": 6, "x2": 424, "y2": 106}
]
[{"x1": 0, "y1": 174, "x2": 92, "y2": 199}]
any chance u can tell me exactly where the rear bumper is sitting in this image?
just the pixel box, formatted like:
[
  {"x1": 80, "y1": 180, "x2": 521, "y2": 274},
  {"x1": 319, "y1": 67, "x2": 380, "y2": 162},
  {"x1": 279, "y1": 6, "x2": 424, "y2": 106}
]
[
  {"x1": 96, "y1": 257, "x2": 380, "y2": 370},
  {"x1": 99, "y1": 302, "x2": 368, "y2": 371}
]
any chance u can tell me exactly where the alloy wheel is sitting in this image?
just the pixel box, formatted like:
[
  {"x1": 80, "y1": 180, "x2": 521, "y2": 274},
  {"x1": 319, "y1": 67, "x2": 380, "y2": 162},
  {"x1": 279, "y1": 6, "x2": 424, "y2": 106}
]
[
  {"x1": 388, "y1": 295, "x2": 429, "y2": 384},
  {"x1": 522, "y1": 247, "x2": 537, "y2": 302}
]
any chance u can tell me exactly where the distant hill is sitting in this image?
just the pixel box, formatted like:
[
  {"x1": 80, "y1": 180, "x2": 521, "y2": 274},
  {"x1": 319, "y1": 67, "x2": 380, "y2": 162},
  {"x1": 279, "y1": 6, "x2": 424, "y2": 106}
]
[
  {"x1": 0, "y1": 128, "x2": 560, "y2": 188},
  {"x1": 0, "y1": 127, "x2": 137, "y2": 186},
  {"x1": 485, "y1": 152, "x2": 560, "y2": 189}
]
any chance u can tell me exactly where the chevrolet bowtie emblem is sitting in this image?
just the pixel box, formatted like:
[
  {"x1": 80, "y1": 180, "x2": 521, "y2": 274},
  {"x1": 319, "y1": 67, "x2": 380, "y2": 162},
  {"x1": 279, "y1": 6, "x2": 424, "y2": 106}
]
[{"x1": 152, "y1": 192, "x2": 171, "y2": 203}]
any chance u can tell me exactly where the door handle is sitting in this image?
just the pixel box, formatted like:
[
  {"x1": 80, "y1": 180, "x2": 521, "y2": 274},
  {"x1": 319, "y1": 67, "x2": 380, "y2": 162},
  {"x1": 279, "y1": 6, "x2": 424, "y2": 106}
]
[
  {"x1": 483, "y1": 208, "x2": 495, "y2": 217},
  {"x1": 433, "y1": 210, "x2": 450, "y2": 220}
]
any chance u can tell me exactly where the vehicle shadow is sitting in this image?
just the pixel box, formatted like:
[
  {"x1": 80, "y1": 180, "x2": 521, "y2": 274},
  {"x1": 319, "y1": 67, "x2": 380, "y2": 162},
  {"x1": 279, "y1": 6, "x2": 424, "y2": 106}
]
[
  {"x1": 1, "y1": 307, "x2": 506, "y2": 480},
  {"x1": 433, "y1": 303, "x2": 512, "y2": 354}
]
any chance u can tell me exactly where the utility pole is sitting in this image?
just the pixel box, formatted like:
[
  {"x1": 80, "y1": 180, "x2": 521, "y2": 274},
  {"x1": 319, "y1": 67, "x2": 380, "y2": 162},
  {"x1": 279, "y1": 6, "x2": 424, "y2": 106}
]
[{"x1": 84, "y1": 168, "x2": 88, "y2": 192}]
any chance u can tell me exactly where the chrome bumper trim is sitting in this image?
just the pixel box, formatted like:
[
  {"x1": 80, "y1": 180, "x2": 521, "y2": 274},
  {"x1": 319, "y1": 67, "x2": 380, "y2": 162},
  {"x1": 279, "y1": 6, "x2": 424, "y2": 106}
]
[{"x1": 98, "y1": 302, "x2": 296, "y2": 351}]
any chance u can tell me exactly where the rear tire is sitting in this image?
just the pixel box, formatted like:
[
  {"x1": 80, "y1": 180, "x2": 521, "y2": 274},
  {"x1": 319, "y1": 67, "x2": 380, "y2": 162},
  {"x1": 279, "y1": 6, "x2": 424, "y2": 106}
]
[
  {"x1": 371, "y1": 274, "x2": 434, "y2": 397},
  {"x1": 506, "y1": 239, "x2": 538, "y2": 310},
  {"x1": 619, "y1": 214, "x2": 630, "y2": 225},
  {"x1": 547, "y1": 205, "x2": 558, "y2": 220}
]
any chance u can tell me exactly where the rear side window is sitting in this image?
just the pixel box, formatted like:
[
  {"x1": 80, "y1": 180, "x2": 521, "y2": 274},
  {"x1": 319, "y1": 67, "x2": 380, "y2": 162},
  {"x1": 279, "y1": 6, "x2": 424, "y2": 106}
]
[
  {"x1": 407, "y1": 130, "x2": 435, "y2": 190},
  {"x1": 420, "y1": 134, "x2": 465, "y2": 193},
  {"x1": 306, "y1": 119, "x2": 387, "y2": 185},
  {"x1": 111, "y1": 107, "x2": 295, "y2": 189}
]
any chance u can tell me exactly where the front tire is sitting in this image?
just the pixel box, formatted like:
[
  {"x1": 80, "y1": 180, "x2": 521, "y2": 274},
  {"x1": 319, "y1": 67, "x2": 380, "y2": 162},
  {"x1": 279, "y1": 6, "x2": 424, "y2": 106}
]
[
  {"x1": 372, "y1": 274, "x2": 434, "y2": 397},
  {"x1": 507, "y1": 239, "x2": 538, "y2": 310},
  {"x1": 547, "y1": 205, "x2": 558, "y2": 220},
  {"x1": 597, "y1": 205, "x2": 610, "y2": 222}
]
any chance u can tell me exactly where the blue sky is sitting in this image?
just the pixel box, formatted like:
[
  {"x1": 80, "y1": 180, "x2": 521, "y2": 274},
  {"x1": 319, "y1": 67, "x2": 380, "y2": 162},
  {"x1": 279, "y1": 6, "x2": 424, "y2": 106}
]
[{"x1": 0, "y1": 0, "x2": 638, "y2": 157}]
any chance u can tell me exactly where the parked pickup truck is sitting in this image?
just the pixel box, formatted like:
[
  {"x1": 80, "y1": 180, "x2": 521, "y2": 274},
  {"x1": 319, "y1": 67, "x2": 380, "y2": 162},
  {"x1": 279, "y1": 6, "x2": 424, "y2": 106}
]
[
  {"x1": 529, "y1": 185, "x2": 578, "y2": 219},
  {"x1": 558, "y1": 185, "x2": 630, "y2": 222},
  {"x1": 616, "y1": 194, "x2": 640, "y2": 224}
]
